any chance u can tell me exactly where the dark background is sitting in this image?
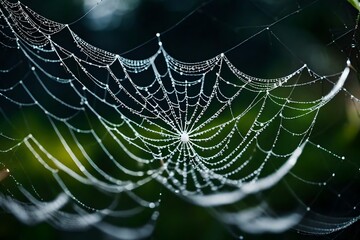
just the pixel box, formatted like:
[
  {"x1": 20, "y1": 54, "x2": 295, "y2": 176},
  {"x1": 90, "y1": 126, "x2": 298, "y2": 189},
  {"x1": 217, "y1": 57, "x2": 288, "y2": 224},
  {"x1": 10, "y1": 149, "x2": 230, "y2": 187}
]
[{"x1": 0, "y1": 0, "x2": 360, "y2": 239}]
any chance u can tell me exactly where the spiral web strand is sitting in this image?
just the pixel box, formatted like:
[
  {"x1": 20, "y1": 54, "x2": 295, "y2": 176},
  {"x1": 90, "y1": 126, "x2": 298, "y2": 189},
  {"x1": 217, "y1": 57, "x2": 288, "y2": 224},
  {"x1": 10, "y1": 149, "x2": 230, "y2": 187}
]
[{"x1": 0, "y1": 0, "x2": 360, "y2": 239}]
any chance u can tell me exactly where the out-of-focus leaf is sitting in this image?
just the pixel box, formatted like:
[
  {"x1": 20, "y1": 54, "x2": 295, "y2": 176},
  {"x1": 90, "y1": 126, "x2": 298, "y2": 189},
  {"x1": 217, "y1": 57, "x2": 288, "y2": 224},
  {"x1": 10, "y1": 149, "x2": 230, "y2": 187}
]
[{"x1": 348, "y1": 0, "x2": 360, "y2": 12}]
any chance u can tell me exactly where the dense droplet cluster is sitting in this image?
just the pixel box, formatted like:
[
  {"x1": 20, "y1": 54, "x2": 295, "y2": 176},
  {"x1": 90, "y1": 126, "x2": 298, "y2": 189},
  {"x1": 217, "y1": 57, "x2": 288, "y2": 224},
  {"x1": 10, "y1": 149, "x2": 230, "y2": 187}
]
[{"x1": 0, "y1": 0, "x2": 359, "y2": 239}]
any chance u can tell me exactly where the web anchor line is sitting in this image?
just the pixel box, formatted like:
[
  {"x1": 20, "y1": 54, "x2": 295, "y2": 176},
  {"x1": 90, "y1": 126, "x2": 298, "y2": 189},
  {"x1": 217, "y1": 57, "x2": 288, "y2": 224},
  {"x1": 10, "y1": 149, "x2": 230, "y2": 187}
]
[{"x1": 0, "y1": 0, "x2": 359, "y2": 239}]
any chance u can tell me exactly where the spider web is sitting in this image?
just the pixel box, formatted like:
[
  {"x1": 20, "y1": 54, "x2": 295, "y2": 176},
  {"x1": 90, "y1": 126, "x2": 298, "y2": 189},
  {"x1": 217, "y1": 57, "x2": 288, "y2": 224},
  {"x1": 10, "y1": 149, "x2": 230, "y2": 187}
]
[{"x1": 0, "y1": 0, "x2": 359, "y2": 239}]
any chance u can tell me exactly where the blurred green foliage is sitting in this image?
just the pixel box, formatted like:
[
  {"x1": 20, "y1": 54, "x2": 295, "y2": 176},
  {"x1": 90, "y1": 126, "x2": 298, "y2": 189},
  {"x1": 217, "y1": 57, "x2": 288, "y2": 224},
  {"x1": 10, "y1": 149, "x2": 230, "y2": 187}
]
[
  {"x1": 348, "y1": 0, "x2": 360, "y2": 12},
  {"x1": 0, "y1": 0, "x2": 360, "y2": 240}
]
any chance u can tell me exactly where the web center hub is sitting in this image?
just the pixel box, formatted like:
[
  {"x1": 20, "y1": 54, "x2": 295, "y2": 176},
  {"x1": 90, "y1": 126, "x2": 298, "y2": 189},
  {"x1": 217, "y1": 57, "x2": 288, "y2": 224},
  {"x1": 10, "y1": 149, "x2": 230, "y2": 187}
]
[{"x1": 180, "y1": 132, "x2": 190, "y2": 143}]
